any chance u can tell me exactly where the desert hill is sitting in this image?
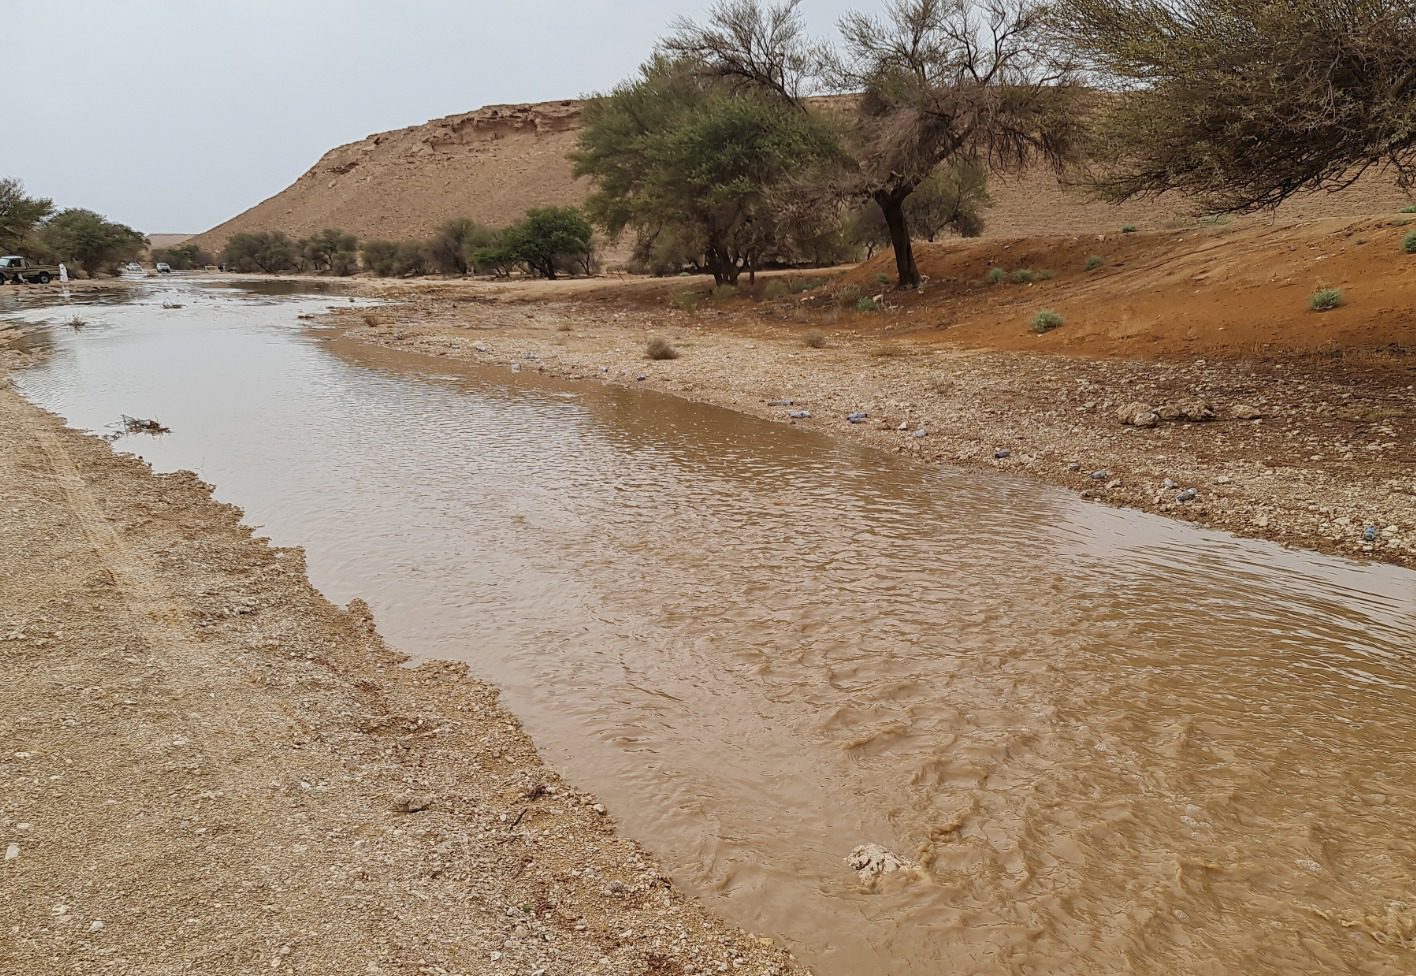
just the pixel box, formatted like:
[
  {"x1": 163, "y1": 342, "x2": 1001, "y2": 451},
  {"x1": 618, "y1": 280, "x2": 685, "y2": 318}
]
[{"x1": 192, "y1": 98, "x2": 1414, "y2": 257}]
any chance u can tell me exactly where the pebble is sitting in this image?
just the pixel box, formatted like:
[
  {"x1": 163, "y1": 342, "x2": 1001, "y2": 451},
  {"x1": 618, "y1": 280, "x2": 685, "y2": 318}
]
[
  {"x1": 994, "y1": 449, "x2": 1010, "y2": 459},
  {"x1": 636, "y1": 374, "x2": 647, "y2": 382},
  {"x1": 1067, "y1": 462, "x2": 1081, "y2": 472},
  {"x1": 472, "y1": 342, "x2": 489, "y2": 353},
  {"x1": 4, "y1": 843, "x2": 18, "y2": 861},
  {"x1": 846, "y1": 412, "x2": 868, "y2": 424},
  {"x1": 89, "y1": 920, "x2": 105, "y2": 933},
  {"x1": 1089, "y1": 469, "x2": 1110, "y2": 481},
  {"x1": 913, "y1": 429, "x2": 927, "y2": 438},
  {"x1": 1162, "y1": 478, "x2": 1176, "y2": 490},
  {"x1": 1106, "y1": 479, "x2": 1122, "y2": 490},
  {"x1": 1176, "y1": 488, "x2": 1198, "y2": 502},
  {"x1": 788, "y1": 410, "x2": 811, "y2": 419},
  {"x1": 767, "y1": 399, "x2": 793, "y2": 407},
  {"x1": 1363, "y1": 525, "x2": 1378, "y2": 542}
]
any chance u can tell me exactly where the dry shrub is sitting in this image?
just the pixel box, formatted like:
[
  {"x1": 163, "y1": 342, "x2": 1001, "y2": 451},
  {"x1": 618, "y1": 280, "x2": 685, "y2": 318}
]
[
  {"x1": 645, "y1": 337, "x2": 680, "y2": 360},
  {"x1": 803, "y1": 329, "x2": 827, "y2": 348}
]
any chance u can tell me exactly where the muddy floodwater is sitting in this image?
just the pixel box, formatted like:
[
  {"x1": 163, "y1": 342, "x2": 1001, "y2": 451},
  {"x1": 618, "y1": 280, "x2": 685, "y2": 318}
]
[{"x1": 6, "y1": 280, "x2": 1415, "y2": 975}]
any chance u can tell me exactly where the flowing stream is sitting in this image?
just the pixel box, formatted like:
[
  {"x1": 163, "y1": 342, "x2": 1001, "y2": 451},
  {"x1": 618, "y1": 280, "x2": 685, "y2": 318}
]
[{"x1": 5, "y1": 279, "x2": 1415, "y2": 975}]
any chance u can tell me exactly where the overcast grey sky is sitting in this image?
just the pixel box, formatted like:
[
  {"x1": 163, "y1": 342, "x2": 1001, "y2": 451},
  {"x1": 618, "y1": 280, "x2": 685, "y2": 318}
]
[{"x1": 5, "y1": 0, "x2": 856, "y2": 234}]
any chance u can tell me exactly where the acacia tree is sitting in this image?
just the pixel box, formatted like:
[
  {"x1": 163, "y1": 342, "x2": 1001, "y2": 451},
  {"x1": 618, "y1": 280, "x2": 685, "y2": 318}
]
[
  {"x1": 428, "y1": 218, "x2": 497, "y2": 275},
  {"x1": 300, "y1": 229, "x2": 359, "y2": 274},
  {"x1": 0, "y1": 178, "x2": 54, "y2": 252},
  {"x1": 503, "y1": 207, "x2": 593, "y2": 280},
  {"x1": 574, "y1": 54, "x2": 839, "y2": 285},
  {"x1": 222, "y1": 231, "x2": 299, "y2": 274},
  {"x1": 675, "y1": 0, "x2": 1080, "y2": 288},
  {"x1": 39, "y1": 209, "x2": 147, "y2": 275},
  {"x1": 1050, "y1": 0, "x2": 1416, "y2": 211}
]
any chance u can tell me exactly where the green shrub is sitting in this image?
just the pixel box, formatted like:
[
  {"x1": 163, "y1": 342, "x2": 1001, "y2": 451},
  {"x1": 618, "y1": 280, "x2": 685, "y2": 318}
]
[
  {"x1": 1031, "y1": 309, "x2": 1064, "y2": 333},
  {"x1": 1403, "y1": 230, "x2": 1416, "y2": 254},
  {"x1": 1309, "y1": 287, "x2": 1343, "y2": 312},
  {"x1": 712, "y1": 283, "x2": 738, "y2": 300},
  {"x1": 1036, "y1": 269, "x2": 1055, "y2": 280},
  {"x1": 1010, "y1": 268, "x2": 1038, "y2": 284},
  {"x1": 1085, "y1": 255, "x2": 1104, "y2": 271},
  {"x1": 855, "y1": 296, "x2": 880, "y2": 312},
  {"x1": 986, "y1": 266, "x2": 1007, "y2": 284},
  {"x1": 669, "y1": 291, "x2": 700, "y2": 312},
  {"x1": 1400, "y1": 205, "x2": 1416, "y2": 214},
  {"x1": 803, "y1": 330, "x2": 827, "y2": 348},
  {"x1": 1121, "y1": 224, "x2": 1138, "y2": 234},
  {"x1": 645, "y1": 337, "x2": 680, "y2": 360},
  {"x1": 790, "y1": 277, "x2": 824, "y2": 293},
  {"x1": 764, "y1": 280, "x2": 791, "y2": 300},
  {"x1": 875, "y1": 272, "x2": 892, "y2": 285}
]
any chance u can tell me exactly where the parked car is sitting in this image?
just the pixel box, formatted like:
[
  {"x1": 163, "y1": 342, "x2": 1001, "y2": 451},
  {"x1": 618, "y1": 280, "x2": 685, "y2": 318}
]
[{"x1": 0, "y1": 255, "x2": 59, "y2": 284}]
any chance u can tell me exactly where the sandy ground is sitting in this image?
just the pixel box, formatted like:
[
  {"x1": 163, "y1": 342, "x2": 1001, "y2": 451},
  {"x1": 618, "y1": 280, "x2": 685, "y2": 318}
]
[
  {"x1": 322, "y1": 246, "x2": 1415, "y2": 570},
  {"x1": 0, "y1": 351, "x2": 804, "y2": 975}
]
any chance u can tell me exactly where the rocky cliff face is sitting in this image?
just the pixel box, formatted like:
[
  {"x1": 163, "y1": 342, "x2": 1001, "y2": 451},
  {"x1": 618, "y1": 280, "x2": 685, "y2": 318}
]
[{"x1": 194, "y1": 97, "x2": 1414, "y2": 257}]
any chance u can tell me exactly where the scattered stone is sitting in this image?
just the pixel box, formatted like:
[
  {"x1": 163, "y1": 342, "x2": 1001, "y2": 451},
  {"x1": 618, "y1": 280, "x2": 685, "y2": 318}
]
[
  {"x1": 393, "y1": 793, "x2": 436, "y2": 814},
  {"x1": 767, "y1": 399, "x2": 793, "y2": 407},
  {"x1": 1176, "y1": 488, "x2": 1198, "y2": 502},
  {"x1": 1216, "y1": 475, "x2": 1232, "y2": 484},
  {"x1": 1383, "y1": 525, "x2": 1399, "y2": 538},
  {"x1": 1067, "y1": 462, "x2": 1082, "y2": 472},
  {"x1": 994, "y1": 449, "x2": 1011, "y2": 459},
  {"x1": 846, "y1": 412, "x2": 868, "y2": 424},
  {"x1": 846, "y1": 844, "x2": 914, "y2": 882},
  {"x1": 1089, "y1": 469, "x2": 1110, "y2": 481},
  {"x1": 636, "y1": 374, "x2": 647, "y2": 382},
  {"x1": 1117, "y1": 402, "x2": 1159, "y2": 427},
  {"x1": 472, "y1": 342, "x2": 489, "y2": 353},
  {"x1": 1156, "y1": 399, "x2": 1215, "y2": 422},
  {"x1": 788, "y1": 410, "x2": 812, "y2": 419},
  {"x1": 1363, "y1": 526, "x2": 1379, "y2": 542},
  {"x1": 896, "y1": 420, "x2": 910, "y2": 431},
  {"x1": 4, "y1": 843, "x2": 18, "y2": 861},
  {"x1": 1162, "y1": 478, "x2": 1176, "y2": 490},
  {"x1": 913, "y1": 429, "x2": 927, "y2": 439},
  {"x1": 1231, "y1": 403, "x2": 1264, "y2": 420},
  {"x1": 89, "y1": 920, "x2": 105, "y2": 933},
  {"x1": 1106, "y1": 479, "x2": 1122, "y2": 490}
]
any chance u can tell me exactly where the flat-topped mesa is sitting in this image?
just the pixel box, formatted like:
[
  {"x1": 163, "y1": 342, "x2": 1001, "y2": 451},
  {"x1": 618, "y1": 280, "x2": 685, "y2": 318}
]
[{"x1": 191, "y1": 95, "x2": 1414, "y2": 257}]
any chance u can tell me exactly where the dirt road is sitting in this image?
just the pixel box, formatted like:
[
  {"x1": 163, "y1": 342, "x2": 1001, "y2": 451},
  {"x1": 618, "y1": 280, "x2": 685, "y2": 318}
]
[{"x1": 0, "y1": 358, "x2": 803, "y2": 975}]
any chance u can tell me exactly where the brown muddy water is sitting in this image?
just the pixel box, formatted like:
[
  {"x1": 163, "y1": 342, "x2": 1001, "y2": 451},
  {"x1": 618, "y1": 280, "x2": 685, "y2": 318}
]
[{"x1": 6, "y1": 280, "x2": 1416, "y2": 975}]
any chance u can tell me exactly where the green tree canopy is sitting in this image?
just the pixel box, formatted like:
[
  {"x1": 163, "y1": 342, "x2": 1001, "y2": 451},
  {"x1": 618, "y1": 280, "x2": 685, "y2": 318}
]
[
  {"x1": 299, "y1": 229, "x2": 359, "y2": 274},
  {"x1": 0, "y1": 178, "x2": 54, "y2": 253},
  {"x1": 1050, "y1": 0, "x2": 1416, "y2": 211},
  {"x1": 39, "y1": 209, "x2": 147, "y2": 275},
  {"x1": 222, "y1": 231, "x2": 299, "y2": 274},
  {"x1": 502, "y1": 206, "x2": 594, "y2": 280},
  {"x1": 428, "y1": 218, "x2": 498, "y2": 275},
  {"x1": 573, "y1": 55, "x2": 840, "y2": 285}
]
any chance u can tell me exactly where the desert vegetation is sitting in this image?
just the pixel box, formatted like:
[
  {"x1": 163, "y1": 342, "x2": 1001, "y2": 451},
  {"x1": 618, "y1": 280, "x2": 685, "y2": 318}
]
[{"x1": 0, "y1": 178, "x2": 148, "y2": 275}]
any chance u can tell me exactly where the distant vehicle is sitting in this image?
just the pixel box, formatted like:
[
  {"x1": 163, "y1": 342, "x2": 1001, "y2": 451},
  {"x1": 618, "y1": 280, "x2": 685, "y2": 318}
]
[
  {"x1": 0, "y1": 255, "x2": 59, "y2": 285},
  {"x1": 156, "y1": 262, "x2": 172, "y2": 274}
]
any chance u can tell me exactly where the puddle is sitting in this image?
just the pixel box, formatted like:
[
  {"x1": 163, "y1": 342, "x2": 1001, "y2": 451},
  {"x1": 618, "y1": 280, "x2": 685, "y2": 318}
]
[{"x1": 6, "y1": 279, "x2": 1416, "y2": 975}]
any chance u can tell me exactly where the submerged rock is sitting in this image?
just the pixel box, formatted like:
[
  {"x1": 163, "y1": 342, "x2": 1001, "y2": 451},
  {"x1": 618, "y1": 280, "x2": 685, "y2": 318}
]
[{"x1": 846, "y1": 844, "x2": 913, "y2": 882}]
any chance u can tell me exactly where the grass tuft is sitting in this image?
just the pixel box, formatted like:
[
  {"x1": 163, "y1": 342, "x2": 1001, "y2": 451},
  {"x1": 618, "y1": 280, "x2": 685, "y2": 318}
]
[
  {"x1": 711, "y1": 284, "x2": 738, "y2": 300},
  {"x1": 855, "y1": 296, "x2": 880, "y2": 312},
  {"x1": 986, "y1": 267, "x2": 1007, "y2": 285},
  {"x1": 669, "y1": 291, "x2": 699, "y2": 313},
  {"x1": 1085, "y1": 255, "x2": 1104, "y2": 271},
  {"x1": 1121, "y1": 224, "x2": 1138, "y2": 234},
  {"x1": 1403, "y1": 230, "x2": 1416, "y2": 254},
  {"x1": 1031, "y1": 309, "x2": 1064, "y2": 334},
  {"x1": 1309, "y1": 287, "x2": 1343, "y2": 312}
]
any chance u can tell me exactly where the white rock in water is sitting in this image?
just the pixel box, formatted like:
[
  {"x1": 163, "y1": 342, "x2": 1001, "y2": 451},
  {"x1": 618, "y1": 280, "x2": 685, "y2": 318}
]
[{"x1": 846, "y1": 843, "x2": 913, "y2": 881}]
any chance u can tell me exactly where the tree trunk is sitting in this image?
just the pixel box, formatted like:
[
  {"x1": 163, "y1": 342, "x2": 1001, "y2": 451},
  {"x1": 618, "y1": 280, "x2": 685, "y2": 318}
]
[{"x1": 875, "y1": 190, "x2": 920, "y2": 289}]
